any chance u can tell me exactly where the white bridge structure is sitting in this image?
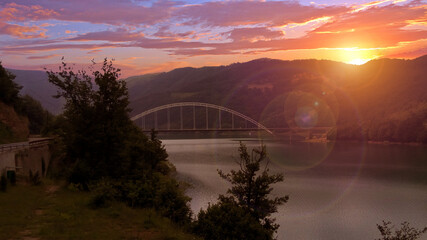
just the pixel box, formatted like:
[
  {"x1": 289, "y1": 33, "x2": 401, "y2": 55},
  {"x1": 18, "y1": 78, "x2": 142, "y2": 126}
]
[{"x1": 130, "y1": 102, "x2": 273, "y2": 134}]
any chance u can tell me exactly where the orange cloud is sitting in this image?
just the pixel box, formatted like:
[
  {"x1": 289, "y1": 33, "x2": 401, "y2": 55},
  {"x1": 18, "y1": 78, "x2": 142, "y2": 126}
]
[
  {"x1": 0, "y1": 3, "x2": 58, "y2": 21},
  {"x1": 0, "y1": 23, "x2": 47, "y2": 39}
]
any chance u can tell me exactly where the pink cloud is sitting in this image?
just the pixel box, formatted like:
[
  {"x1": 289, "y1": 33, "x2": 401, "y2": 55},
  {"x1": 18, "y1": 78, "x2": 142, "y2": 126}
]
[
  {"x1": 315, "y1": 2, "x2": 426, "y2": 33},
  {"x1": 153, "y1": 26, "x2": 196, "y2": 40},
  {"x1": 2, "y1": 43, "x2": 120, "y2": 53},
  {"x1": 1, "y1": 0, "x2": 176, "y2": 26},
  {"x1": 226, "y1": 27, "x2": 284, "y2": 43},
  {"x1": 71, "y1": 28, "x2": 144, "y2": 42},
  {"x1": 27, "y1": 54, "x2": 59, "y2": 60},
  {"x1": 176, "y1": 1, "x2": 349, "y2": 27}
]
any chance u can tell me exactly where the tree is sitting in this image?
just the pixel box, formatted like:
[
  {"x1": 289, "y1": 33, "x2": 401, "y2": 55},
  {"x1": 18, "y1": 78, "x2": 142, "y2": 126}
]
[
  {"x1": 218, "y1": 142, "x2": 288, "y2": 233},
  {"x1": 47, "y1": 59, "x2": 129, "y2": 182},
  {"x1": 46, "y1": 59, "x2": 164, "y2": 184},
  {"x1": 376, "y1": 221, "x2": 427, "y2": 240},
  {"x1": 194, "y1": 142, "x2": 288, "y2": 240},
  {"x1": 47, "y1": 59, "x2": 192, "y2": 224},
  {"x1": 0, "y1": 62, "x2": 21, "y2": 106}
]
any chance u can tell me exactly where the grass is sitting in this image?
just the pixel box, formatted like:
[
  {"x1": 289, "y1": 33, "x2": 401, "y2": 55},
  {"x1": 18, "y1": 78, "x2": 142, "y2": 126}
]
[{"x1": 0, "y1": 180, "x2": 199, "y2": 240}]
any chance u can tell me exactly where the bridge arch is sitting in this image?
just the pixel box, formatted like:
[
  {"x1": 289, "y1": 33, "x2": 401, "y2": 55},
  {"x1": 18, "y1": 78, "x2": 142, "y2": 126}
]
[{"x1": 130, "y1": 102, "x2": 273, "y2": 134}]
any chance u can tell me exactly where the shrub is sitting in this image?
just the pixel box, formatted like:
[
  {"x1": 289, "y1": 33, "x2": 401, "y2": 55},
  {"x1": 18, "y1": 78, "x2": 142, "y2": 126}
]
[
  {"x1": 376, "y1": 221, "x2": 427, "y2": 240},
  {"x1": 28, "y1": 170, "x2": 41, "y2": 186},
  {"x1": 193, "y1": 200, "x2": 271, "y2": 240},
  {"x1": 89, "y1": 178, "x2": 118, "y2": 208},
  {"x1": 114, "y1": 173, "x2": 192, "y2": 224}
]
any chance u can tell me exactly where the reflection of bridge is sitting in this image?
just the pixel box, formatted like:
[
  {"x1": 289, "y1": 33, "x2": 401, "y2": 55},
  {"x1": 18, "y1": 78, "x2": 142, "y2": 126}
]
[{"x1": 131, "y1": 102, "x2": 273, "y2": 134}]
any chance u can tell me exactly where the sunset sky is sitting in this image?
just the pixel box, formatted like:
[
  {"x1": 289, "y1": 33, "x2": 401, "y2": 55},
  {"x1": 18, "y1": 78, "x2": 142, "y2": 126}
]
[{"x1": 1, "y1": 0, "x2": 426, "y2": 77}]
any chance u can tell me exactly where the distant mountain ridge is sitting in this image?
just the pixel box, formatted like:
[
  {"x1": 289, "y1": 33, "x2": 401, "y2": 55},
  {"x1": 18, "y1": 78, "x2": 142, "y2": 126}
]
[
  {"x1": 7, "y1": 69, "x2": 63, "y2": 114},
  {"x1": 8, "y1": 55, "x2": 427, "y2": 142},
  {"x1": 126, "y1": 56, "x2": 427, "y2": 142}
]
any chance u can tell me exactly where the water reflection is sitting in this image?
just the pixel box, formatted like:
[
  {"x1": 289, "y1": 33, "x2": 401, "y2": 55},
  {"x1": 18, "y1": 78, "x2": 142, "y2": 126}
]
[{"x1": 163, "y1": 138, "x2": 427, "y2": 240}]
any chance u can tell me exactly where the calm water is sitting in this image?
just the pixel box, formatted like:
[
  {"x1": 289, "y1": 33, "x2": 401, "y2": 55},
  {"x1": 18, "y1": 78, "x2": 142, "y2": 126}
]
[{"x1": 163, "y1": 138, "x2": 427, "y2": 240}]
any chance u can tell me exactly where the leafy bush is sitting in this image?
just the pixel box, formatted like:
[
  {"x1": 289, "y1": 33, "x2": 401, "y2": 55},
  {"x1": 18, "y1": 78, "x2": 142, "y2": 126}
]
[
  {"x1": 28, "y1": 170, "x2": 41, "y2": 186},
  {"x1": 193, "y1": 200, "x2": 270, "y2": 240},
  {"x1": 376, "y1": 221, "x2": 427, "y2": 240},
  {"x1": 89, "y1": 178, "x2": 118, "y2": 208},
  {"x1": 87, "y1": 173, "x2": 192, "y2": 224}
]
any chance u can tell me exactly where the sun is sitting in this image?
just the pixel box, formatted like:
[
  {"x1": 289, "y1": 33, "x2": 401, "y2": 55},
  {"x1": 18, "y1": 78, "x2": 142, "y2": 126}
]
[
  {"x1": 339, "y1": 48, "x2": 379, "y2": 65},
  {"x1": 347, "y1": 58, "x2": 371, "y2": 65}
]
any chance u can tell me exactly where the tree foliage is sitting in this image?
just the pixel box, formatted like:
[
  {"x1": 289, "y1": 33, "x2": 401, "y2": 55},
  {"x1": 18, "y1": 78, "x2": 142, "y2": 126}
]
[
  {"x1": 0, "y1": 62, "x2": 52, "y2": 137},
  {"x1": 194, "y1": 142, "x2": 288, "y2": 239},
  {"x1": 218, "y1": 142, "x2": 289, "y2": 233},
  {"x1": 47, "y1": 59, "x2": 139, "y2": 183},
  {"x1": 194, "y1": 199, "x2": 271, "y2": 240},
  {"x1": 0, "y1": 63, "x2": 21, "y2": 106},
  {"x1": 376, "y1": 221, "x2": 427, "y2": 240},
  {"x1": 47, "y1": 59, "x2": 191, "y2": 224}
]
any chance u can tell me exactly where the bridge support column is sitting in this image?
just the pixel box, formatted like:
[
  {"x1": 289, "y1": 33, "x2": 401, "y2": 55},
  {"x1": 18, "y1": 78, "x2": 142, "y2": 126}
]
[
  {"x1": 167, "y1": 107, "x2": 170, "y2": 130},
  {"x1": 154, "y1": 112, "x2": 158, "y2": 129},
  {"x1": 219, "y1": 109, "x2": 221, "y2": 129},
  {"x1": 206, "y1": 106, "x2": 208, "y2": 130},
  {"x1": 193, "y1": 104, "x2": 196, "y2": 130},
  {"x1": 232, "y1": 114, "x2": 234, "y2": 130},
  {"x1": 180, "y1": 106, "x2": 183, "y2": 130}
]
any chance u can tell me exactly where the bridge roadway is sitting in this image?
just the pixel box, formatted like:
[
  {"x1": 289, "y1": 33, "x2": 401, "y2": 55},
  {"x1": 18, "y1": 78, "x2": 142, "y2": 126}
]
[{"x1": 141, "y1": 127, "x2": 332, "y2": 137}]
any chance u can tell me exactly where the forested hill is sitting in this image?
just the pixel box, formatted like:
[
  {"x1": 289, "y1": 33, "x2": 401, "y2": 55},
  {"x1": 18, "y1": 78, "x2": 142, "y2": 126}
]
[
  {"x1": 127, "y1": 55, "x2": 427, "y2": 143},
  {"x1": 7, "y1": 56, "x2": 427, "y2": 143}
]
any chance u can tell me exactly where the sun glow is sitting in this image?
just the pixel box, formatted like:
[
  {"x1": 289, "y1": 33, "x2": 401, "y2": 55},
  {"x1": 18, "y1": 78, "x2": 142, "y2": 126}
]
[
  {"x1": 347, "y1": 58, "x2": 371, "y2": 65},
  {"x1": 338, "y1": 48, "x2": 380, "y2": 65}
]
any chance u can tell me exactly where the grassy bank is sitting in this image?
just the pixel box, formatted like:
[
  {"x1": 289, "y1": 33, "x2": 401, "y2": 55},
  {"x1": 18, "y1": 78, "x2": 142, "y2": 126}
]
[{"x1": 0, "y1": 182, "x2": 199, "y2": 240}]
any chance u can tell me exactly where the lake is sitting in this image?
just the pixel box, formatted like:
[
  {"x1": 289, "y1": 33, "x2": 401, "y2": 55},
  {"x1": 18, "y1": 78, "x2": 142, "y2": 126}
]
[{"x1": 162, "y1": 138, "x2": 427, "y2": 240}]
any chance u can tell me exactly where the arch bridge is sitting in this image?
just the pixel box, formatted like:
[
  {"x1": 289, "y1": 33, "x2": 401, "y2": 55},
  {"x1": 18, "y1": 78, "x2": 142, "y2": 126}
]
[{"x1": 130, "y1": 102, "x2": 273, "y2": 134}]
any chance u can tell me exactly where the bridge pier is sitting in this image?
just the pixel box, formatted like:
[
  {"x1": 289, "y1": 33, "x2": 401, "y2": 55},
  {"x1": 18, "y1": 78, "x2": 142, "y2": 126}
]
[
  {"x1": 193, "y1": 104, "x2": 196, "y2": 130},
  {"x1": 232, "y1": 114, "x2": 234, "y2": 130},
  {"x1": 219, "y1": 109, "x2": 221, "y2": 129},
  {"x1": 154, "y1": 111, "x2": 158, "y2": 129},
  {"x1": 180, "y1": 106, "x2": 183, "y2": 130},
  {"x1": 206, "y1": 106, "x2": 208, "y2": 130},
  {"x1": 167, "y1": 107, "x2": 170, "y2": 130}
]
